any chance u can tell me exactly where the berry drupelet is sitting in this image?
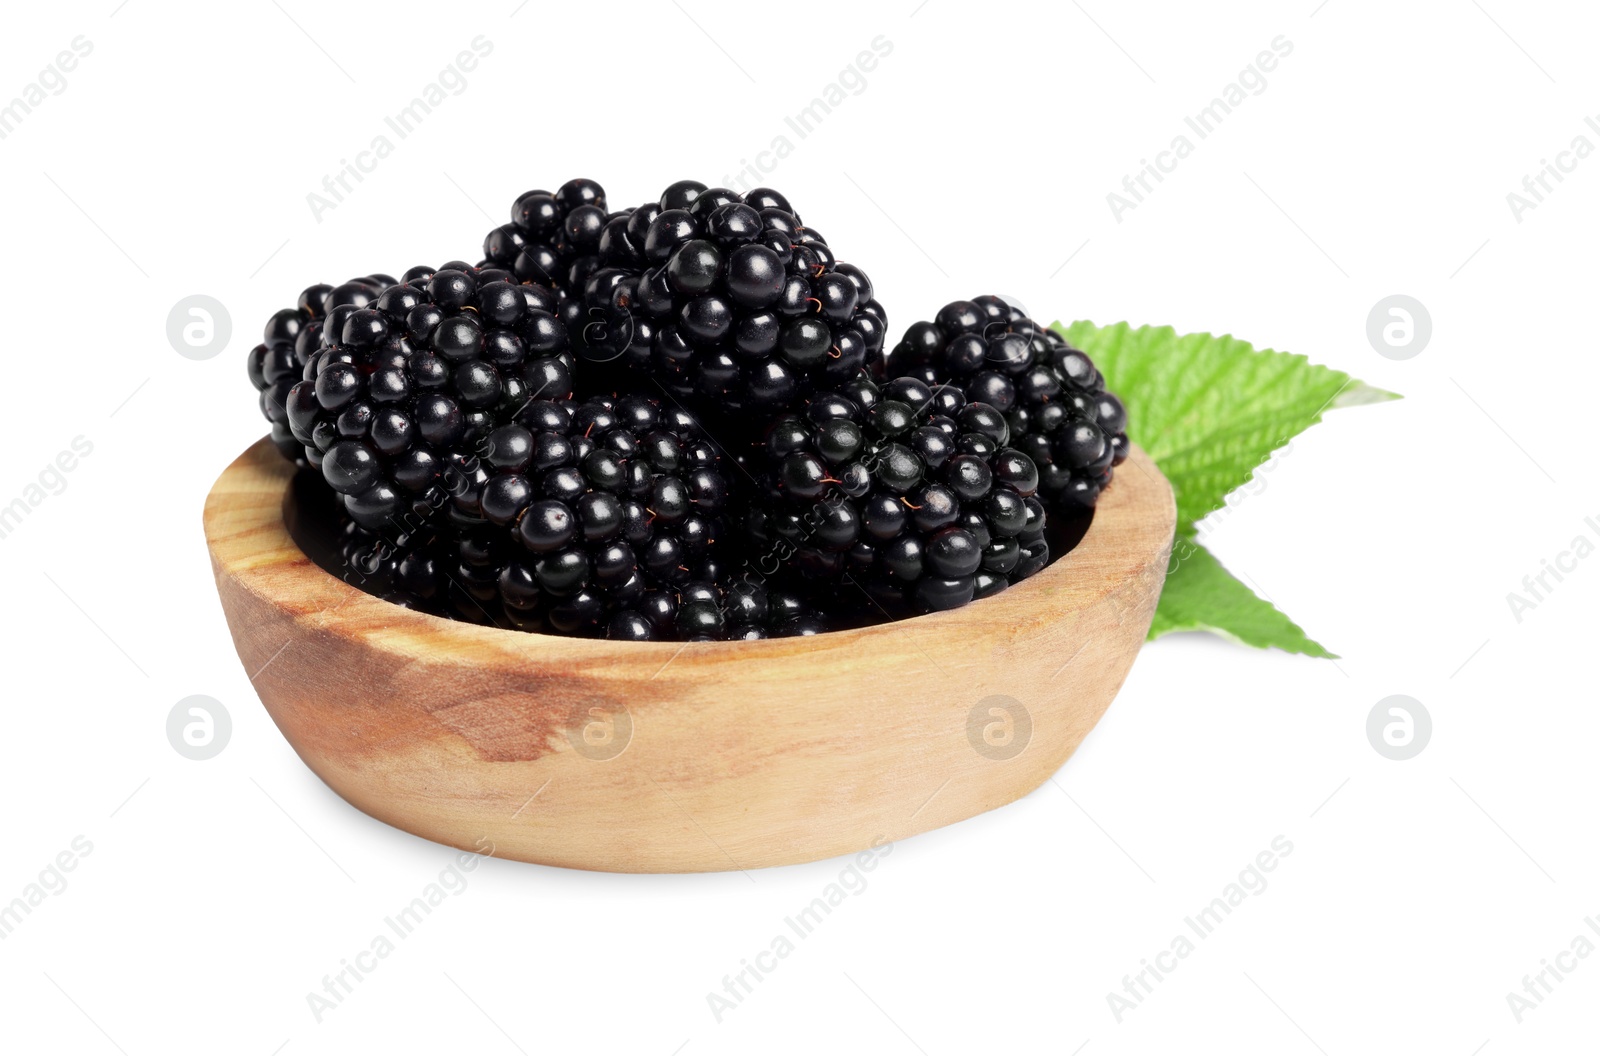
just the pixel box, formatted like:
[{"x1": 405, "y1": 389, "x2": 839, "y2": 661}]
[
  {"x1": 885, "y1": 296, "x2": 1129, "y2": 511},
  {"x1": 281, "y1": 261, "x2": 575, "y2": 530},
  {"x1": 248, "y1": 274, "x2": 395, "y2": 463},
  {"x1": 565, "y1": 181, "x2": 890, "y2": 414},
  {"x1": 743, "y1": 375, "x2": 1050, "y2": 615}
]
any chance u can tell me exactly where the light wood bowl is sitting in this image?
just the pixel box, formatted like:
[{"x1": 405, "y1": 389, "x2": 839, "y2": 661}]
[{"x1": 204, "y1": 438, "x2": 1174, "y2": 872}]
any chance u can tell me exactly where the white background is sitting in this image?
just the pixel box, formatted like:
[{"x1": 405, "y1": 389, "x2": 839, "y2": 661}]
[{"x1": 1, "y1": 0, "x2": 1594, "y2": 1052}]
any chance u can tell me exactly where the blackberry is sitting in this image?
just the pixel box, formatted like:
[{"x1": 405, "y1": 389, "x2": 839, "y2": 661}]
[
  {"x1": 606, "y1": 575, "x2": 830, "y2": 642},
  {"x1": 563, "y1": 181, "x2": 890, "y2": 414},
  {"x1": 885, "y1": 296, "x2": 1129, "y2": 510},
  {"x1": 742, "y1": 375, "x2": 1048, "y2": 615},
  {"x1": 332, "y1": 512, "x2": 448, "y2": 613},
  {"x1": 480, "y1": 177, "x2": 616, "y2": 292},
  {"x1": 247, "y1": 274, "x2": 396, "y2": 463},
  {"x1": 434, "y1": 393, "x2": 736, "y2": 637},
  {"x1": 280, "y1": 262, "x2": 575, "y2": 530},
  {"x1": 323, "y1": 513, "x2": 826, "y2": 642}
]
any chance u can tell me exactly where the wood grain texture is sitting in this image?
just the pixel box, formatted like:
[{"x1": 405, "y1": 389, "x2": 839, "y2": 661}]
[{"x1": 204, "y1": 438, "x2": 1175, "y2": 873}]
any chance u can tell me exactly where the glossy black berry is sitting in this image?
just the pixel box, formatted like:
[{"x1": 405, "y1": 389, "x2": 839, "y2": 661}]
[
  {"x1": 741, "y1": 377, "x2": 1048, "y2": 616},
  {"x1": 481, "y1": 179, "x2": 622, "y2": 291},
  {"x1": 247, "y1": 274, "x2": 390, "y2": 462},
  {"x1": 886, "y1": 296, "x2": 1128, "y2": 512},
  {"x1": 556, "y1": 182, "x2": 889, "y2": 416},
  {"x1": 414, "y1": 393, "x2": 738, "y2": 637},
  {"x1": 273, "y1": 262, "x2": 574, "y2": 530},
  {"x1": 604, "y1": 575, "x2": 830, "y2": 641}
]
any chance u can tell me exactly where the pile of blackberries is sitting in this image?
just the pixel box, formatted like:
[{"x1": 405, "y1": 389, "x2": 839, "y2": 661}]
[{"x1": 247, "y1": 179, "x2": 1128, "y2": 641}]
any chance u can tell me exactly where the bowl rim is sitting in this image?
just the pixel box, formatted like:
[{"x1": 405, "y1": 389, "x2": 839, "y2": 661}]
[{"x1": 204, "y1": 437, "x2": 1175, "y2": 662}]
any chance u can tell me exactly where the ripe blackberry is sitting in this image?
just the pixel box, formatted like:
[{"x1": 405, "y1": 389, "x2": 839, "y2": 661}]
[
  {"x1": 564, "y1": 181, "x2": 890, "y2": 414},
  {"x1": 480, "y1": 177, "x2": 618, "y2": 292},
  {"x1": 885, "y1": 297, "x2": 1129, "y2": 510},
  {"x1": 742, "y1": 375, "x2": 1048, "y2": 615},
  {"x1": 248, "y1": 273, "x2": 395, "y2": 463},
  {"x1": 331, "y1": 512, "x2": 449, "y2": 613},
  {"x1": 280, "y1": 262, "x2": 575, "y2": 530},
  {"x1": 431, "y1": 393, "x2": 736, "y2": 637}
]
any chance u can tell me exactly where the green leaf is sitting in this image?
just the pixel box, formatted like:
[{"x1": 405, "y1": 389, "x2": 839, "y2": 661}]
[
  {"x1": 1056, "y1": 320, "x2": 1399, "y2": 532},
  {"x1": 1047, "y1": 319, "x2": 1397, "y2": 657},
  {"x1": 1150, "y1": 538, "x2": 1338, "y2": 658}
]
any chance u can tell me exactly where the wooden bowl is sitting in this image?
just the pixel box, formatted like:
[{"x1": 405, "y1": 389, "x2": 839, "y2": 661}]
[{"x1": 204, "y1": 438, "x2": 1174, "y2": 872}]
